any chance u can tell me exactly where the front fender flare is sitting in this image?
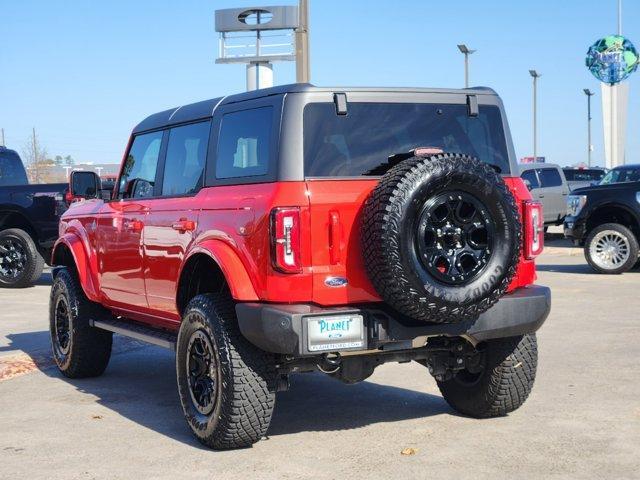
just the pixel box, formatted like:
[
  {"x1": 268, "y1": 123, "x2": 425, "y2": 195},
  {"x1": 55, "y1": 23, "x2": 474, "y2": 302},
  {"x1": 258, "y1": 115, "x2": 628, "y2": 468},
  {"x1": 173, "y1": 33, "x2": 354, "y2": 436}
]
[
  {"x1": 51, "y1": 233, "x2": 101, "y2": 302},
  {"x1": 185, "y1": 239, "x2": 259, "y2": 301}
]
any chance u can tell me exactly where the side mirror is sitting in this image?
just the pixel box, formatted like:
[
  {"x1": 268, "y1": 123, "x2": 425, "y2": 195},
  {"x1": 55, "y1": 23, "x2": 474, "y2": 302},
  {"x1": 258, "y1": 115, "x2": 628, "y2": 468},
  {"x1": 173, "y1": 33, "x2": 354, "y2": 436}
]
[
  {"x1": 523, "y1": 179, "x2": 533, "y2": 191},
  {"x1": 124, "y1": 178, "x2": 153, "y2": 199},
  {"x1": 69, "y1": 171, "x2": 101, "y2": 201}
]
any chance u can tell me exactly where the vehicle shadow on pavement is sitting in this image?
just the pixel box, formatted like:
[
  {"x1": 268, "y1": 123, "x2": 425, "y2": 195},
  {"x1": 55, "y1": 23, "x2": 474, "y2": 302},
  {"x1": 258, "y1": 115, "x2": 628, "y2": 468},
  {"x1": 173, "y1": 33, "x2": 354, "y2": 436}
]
[
  {"x1": 33, "y1": 271, "x2": 53, "y2": 286},
  {"x1": 2, "y1": 333, "x2": 450, "y2": 447},
  {"x1": 268, "y1": 373, "x2": 449, "y2": 436}
]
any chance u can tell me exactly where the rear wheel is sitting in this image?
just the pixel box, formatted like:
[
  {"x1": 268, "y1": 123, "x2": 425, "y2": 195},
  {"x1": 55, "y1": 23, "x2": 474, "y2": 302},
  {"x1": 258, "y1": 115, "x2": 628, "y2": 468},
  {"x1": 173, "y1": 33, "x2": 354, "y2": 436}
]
[
  {"x1": 584, "y1": 223, "x2": 639, "y2": 274},
  {"x1": 176, "y1": 293, "x2": 277, "y2": 450},
  {"x1": 437, "y1": 334, "x2": 538, "y2": 418},
  {"x1": 49, "y1": 268, "x2": 113, "y2": 378},
  {"x1": 0, "y1": 228, "x2": 44, "y2": 288}
]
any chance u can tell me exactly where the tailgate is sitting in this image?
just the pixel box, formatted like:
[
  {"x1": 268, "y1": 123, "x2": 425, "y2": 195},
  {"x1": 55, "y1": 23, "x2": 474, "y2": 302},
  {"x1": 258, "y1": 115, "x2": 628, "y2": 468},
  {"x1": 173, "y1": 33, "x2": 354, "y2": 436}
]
[{"x1": 305, "y1": 179, "x2": 381, "y2": 305}]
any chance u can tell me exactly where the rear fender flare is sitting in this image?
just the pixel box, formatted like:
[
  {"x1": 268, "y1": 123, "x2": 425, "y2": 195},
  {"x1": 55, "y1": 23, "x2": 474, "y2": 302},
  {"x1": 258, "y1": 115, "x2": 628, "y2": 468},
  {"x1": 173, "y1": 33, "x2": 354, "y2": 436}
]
[{"x1": 184, "y1": 239, "x2": 259, "y2": 301}]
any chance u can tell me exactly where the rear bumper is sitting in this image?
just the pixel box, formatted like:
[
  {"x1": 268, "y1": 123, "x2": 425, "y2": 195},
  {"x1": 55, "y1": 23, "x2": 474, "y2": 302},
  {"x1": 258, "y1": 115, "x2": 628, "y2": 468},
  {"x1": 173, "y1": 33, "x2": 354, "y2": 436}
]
[{"x1": 236, "y1": 285, "x2": 551, "y2": 356}]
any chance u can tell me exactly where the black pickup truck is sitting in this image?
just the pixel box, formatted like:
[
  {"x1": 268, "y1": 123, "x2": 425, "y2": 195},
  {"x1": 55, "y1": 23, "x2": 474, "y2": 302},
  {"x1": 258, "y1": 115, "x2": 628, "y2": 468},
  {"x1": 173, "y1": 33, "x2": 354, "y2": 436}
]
[
  {"x1": 564, "y1": 164, "x2": 640, "y2": 274},
  {"x1": 0, "y1": 146, "x2": 68, "y2": 287}
]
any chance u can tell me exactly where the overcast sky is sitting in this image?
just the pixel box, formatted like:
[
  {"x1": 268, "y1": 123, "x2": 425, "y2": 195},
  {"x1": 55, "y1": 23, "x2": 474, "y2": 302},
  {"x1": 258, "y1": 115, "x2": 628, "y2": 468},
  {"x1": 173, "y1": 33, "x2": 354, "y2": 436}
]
[{"x1": 2, "y1": 0, "x2": 639, "y2": 168}]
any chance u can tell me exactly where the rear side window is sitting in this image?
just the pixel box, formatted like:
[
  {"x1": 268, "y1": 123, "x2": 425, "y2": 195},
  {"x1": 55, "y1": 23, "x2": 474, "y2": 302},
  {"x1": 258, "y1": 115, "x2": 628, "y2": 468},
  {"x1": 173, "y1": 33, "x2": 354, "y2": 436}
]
[
  {"x1": 162, "y1": 121, "x2": 211, "y2": 196},
  {"x1": 521, "y1": 170, "x2": 540, "y2": 189},
  {"x1": 216, "y1": 107, "x2": 273, "y2": 179},
  {"x1": 537, "y1": 168, "x2": 563, "y2": 187},
  {"x1": 0, "y1": 151, "x2": 28, "y2": 186},
  {"x1": 303, "y1": 103, "x2": 510, "y2": 177},
  {"x1": 118, "y1": 131, "x2": 163, "y2": 199}
]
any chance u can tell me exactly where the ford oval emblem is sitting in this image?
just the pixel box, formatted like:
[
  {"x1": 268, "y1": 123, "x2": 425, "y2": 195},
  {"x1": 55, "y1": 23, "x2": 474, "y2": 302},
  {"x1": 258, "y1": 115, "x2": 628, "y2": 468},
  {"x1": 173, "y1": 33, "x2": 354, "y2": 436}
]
[{"x1": 324, "y1": 276, "x2": 348, "y2": 287}]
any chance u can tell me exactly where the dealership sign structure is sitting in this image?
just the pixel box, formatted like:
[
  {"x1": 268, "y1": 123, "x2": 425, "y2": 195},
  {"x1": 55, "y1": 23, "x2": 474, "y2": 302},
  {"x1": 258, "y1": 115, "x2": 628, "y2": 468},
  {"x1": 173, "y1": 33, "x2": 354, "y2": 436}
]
[{"x1": 586, "y1": 34, "x2": 639, "y2": 169}]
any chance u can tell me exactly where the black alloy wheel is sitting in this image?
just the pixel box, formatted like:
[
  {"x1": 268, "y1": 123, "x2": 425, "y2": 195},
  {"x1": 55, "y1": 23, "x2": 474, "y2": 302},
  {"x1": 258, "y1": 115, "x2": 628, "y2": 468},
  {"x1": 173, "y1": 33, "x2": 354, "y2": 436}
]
[
  {"x1": 0, "y1": 237, "x2": 27, "y2": 281},
  {"x1": 186, "y1": 330, "x2": 219, "y2": 416},
  {"x1": 415, "y1": 191, "x2": 495, "y2": 285}
]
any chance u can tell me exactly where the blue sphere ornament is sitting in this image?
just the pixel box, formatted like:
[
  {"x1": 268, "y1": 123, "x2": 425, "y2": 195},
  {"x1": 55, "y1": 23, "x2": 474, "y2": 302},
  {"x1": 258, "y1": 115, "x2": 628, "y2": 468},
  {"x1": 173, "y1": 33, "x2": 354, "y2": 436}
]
[{"x1": 586, "y1": 35, "x2": 639, "y2": 84}]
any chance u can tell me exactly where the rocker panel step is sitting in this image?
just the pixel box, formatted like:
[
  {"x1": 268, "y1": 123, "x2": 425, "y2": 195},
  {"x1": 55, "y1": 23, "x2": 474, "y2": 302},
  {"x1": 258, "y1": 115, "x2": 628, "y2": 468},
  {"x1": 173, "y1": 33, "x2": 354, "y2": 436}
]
[{"x1": 90, "y1": 318, "x2": 177, "y2": 351}]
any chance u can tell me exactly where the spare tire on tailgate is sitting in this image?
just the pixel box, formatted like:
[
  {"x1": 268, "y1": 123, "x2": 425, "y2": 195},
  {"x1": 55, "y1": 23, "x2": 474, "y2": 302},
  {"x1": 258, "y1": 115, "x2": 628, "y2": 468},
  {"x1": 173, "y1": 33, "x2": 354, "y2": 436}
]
[{"x1": 362, "y1": 152, "x2": 521, "y2": 324}]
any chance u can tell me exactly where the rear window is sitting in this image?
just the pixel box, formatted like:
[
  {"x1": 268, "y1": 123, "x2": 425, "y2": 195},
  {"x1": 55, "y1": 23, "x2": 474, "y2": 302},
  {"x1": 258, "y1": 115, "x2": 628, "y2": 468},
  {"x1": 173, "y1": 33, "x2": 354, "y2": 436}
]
[
  {"x1": 0, "y1": 150, "x2": 28, "y2": 186},
  {"x1": 303, "y1": 103, "x2": 510, "y2": 177},
  {"x1": 563, "y1": 169, "x2": 604, "y2": 182}
]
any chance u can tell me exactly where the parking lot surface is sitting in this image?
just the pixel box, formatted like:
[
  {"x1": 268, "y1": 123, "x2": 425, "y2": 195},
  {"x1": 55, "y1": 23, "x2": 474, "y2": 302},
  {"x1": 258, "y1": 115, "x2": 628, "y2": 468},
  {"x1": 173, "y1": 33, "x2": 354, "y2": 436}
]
[{"x1": 1, "y1": 249, "x2": 639, "y2": 480}]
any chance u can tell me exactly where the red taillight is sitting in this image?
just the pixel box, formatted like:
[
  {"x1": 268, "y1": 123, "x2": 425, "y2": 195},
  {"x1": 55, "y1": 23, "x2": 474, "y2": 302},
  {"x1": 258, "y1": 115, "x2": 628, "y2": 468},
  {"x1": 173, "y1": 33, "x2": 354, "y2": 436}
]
[
  {"x1": 270, "y1": 207, "x2": 302, "y2": 273},
  {"x1": 524, "y1": 201, "x2": 544, "y2": 259}
]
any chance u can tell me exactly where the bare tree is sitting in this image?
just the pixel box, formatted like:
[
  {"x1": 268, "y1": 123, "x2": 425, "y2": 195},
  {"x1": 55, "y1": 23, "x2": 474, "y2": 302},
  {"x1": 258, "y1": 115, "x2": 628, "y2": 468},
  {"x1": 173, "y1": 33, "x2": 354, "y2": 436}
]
[{"x1": 22, "y1": 129, "x2": 53, "y2": 183}]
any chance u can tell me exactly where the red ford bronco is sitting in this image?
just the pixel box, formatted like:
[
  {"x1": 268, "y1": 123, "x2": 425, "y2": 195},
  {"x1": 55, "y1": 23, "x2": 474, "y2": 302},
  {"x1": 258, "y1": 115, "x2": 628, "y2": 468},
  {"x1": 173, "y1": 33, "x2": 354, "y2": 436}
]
[{"x1": 50, "y1": 84, "x2": 550, "y2": 450}]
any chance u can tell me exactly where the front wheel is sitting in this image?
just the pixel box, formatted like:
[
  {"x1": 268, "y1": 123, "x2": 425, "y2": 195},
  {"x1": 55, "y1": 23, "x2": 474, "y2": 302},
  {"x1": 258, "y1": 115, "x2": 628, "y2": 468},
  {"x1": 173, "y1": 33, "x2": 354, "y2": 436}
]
[
  {"x1": 436, "y1": 334, "x2": 538, "y2": 418},
  {"x1": 584, "y1": 223, "x2": 639, "y2": 274},
  {"x1": 176, "y1": 293, "x2": 277, "y2": 450}
]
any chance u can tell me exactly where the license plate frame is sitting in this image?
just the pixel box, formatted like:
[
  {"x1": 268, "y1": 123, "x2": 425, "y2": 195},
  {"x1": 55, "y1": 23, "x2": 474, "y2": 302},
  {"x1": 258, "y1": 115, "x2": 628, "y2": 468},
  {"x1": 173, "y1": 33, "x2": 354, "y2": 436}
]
[{"x1": 305, "y1": 314, "x2": 365, "y2": 353}]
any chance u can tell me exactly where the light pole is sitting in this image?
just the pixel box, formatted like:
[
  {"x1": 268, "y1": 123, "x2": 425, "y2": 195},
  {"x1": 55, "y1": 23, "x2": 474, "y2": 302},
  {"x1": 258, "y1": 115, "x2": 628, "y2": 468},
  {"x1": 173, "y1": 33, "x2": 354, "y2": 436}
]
[
  {"x1": 295, "y1": 0, "x2": 310, "y2": 83},
  {"x1": 584, "y1": 89, "x2": 595, "y2": 167},
  {"x1": 457, "y1": 44, "x2": 476, "y2": 88},
  {"x1": 529, "y1": 70, "x2": 541, "y2": 160}
]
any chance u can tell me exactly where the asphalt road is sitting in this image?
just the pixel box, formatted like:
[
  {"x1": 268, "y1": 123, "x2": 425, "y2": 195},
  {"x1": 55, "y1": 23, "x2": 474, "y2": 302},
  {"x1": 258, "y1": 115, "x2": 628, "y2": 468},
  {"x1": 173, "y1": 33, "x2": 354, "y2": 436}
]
[{"x1": 1, "y1": 250, "x2": 639, "y2": 480}]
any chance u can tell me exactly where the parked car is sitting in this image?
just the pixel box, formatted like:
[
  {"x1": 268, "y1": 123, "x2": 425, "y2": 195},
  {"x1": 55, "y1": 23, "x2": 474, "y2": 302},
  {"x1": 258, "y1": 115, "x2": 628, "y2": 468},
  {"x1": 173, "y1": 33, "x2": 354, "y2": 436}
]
[
  {"x1": 0, "y1": 146, "x2": 69, "y2": 287},
  {"x1": 50, "y1": 84, "x2": 550, "y2": 450},
  {"x1": 562, "y1": 167, "x2": 606, "y2": 191},
  {"x1": 564, "y1": 164, "x2": 640, "y2": 274},
  {"x1": 519, "y1": 163, "x2": 570, "y2": 226}
]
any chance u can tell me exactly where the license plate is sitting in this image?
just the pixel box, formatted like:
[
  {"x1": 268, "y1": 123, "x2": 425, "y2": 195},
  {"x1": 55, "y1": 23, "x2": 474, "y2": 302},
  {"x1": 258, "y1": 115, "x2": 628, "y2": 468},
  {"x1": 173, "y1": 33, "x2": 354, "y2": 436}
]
[{"x1": 306, "y1": 315, "x2": 365, "y2": 352}]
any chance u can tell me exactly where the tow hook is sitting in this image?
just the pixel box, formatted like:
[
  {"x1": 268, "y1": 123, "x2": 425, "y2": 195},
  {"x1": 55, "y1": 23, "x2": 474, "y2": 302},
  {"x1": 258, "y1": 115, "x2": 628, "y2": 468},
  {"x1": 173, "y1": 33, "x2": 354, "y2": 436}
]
[{"x1": 317, "y1": 352, "x2": 342, "y2": 374}]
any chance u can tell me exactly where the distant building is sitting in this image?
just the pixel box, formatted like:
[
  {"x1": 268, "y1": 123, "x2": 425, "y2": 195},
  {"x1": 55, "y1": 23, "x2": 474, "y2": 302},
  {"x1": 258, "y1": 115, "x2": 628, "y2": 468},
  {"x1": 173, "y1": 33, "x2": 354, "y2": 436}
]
[{"x1": 520, "y1": 156, "x2": 546, "y2": 164}]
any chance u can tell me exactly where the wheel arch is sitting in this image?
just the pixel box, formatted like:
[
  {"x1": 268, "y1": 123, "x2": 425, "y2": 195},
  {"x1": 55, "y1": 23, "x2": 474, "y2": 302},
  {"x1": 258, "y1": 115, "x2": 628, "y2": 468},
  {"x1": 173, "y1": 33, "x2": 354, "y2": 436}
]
[
  {"x1": 51, "y1": 234, "x2": 101, "y2": 302},
  {"x1": 585, "y1": 203, "x2": 640, "y2": 238},
  {"x1": 0, "y1": 209, "x2": 39, "y2": 243},
  {"x1": 176, "y1": 240, "x2": 259, "y2": 315}
]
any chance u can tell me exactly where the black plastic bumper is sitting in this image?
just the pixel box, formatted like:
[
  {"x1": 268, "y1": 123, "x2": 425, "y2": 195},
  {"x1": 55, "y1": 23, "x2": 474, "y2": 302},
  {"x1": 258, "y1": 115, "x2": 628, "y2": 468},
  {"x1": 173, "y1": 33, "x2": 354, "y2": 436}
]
[{"x1": 236, "y1": 285, "x2": 551, "y2": 357}]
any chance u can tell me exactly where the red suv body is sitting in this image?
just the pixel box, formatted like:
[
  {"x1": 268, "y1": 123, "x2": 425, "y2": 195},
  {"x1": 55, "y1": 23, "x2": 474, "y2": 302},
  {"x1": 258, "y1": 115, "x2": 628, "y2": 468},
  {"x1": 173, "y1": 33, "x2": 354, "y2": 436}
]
[{"x1": 50, "y1": 84, "x2": 550, "y2": 450}]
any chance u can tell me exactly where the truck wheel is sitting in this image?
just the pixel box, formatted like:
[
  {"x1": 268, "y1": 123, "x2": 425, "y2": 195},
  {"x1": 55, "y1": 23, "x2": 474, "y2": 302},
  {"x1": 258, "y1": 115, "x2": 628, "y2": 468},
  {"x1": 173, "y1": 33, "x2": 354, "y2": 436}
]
[
  {"x1": 437, "y1": 334, "x2": 537, "y2": 418},
  {"x1": 176, "y1": 293, "x2": 277, "y2": 450},
  {"x1": 584, "y1": 223, "x2": 639, "y2": 274},
  {"x1": 362, "y1": 153, "x2": 521, "y2": 323},
  {"x1": 0, "y1": 228, "x2": 45, "y2": 288},
  {"x1": 49, "y1": 268, "x2": 113, "y2": 378}
]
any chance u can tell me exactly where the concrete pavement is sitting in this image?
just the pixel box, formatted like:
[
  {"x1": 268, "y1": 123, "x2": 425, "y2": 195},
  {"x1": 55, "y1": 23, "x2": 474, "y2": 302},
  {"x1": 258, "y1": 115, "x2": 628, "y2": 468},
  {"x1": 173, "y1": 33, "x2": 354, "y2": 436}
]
[{"x1": 0, "y1": 255, "x2": 639, "y2": 480}]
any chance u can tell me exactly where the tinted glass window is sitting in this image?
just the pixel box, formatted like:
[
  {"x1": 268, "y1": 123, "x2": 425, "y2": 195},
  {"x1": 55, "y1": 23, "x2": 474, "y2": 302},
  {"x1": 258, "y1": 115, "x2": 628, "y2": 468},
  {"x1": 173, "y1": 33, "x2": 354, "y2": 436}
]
[
  {"x1": 303, "y1": 103, "x2": 510, "y2": 176},
  {"x1": 0, "y1": 150, "x2": 28, "y2": 186},
  {"x1": 162, "y1": 121, "x2": 210, "y2": 196},
  {"x1": 521, "y1": 170, "x2": 540, "y2": 189},
  {"x1": 118, "y1": 131, "x2": 163, "y2": 199},
  {"x1": 537, "y1": 168, "x2": 563, "y2": 187},
  {"x1": 600, "y1": 167, "x2": 640, "y2": 185},
  {"x1": 562, "y1": 169, "x2": 605, "y2": 182},
  {"x1": 217, "y1": 107, "x2": 272, "y2": 179}
]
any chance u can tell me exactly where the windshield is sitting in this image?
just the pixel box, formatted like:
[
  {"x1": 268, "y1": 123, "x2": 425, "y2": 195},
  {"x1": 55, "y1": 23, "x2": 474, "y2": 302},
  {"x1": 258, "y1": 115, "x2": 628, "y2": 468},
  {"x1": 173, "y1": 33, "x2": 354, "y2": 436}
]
[
  {"x1": 303, "y1": 102, "x2": 510, "y2": 176},
  {"x1": 563, "y1": 169, "x2": 605, "y2": 182},
  {"x1": 0, "y1": 150, "x2": 28, "y2": 186},
  {"x1": 599, "y1": 167, "x2": 640, "y2": 185}
]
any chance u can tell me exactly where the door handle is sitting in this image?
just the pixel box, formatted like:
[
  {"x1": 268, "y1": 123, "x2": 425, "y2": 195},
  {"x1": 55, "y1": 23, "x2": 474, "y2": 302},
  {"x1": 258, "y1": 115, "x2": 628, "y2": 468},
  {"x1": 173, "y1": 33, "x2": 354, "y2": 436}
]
[
  {"x1": 538, "y1": 195, "x2": 545, "y2": 198},
  {"x1": 172, "y1": 219, "x2": 196, "y2": 233},
  {"x1": 124, "y1": 220, "x2": 143, "y2": 233}
]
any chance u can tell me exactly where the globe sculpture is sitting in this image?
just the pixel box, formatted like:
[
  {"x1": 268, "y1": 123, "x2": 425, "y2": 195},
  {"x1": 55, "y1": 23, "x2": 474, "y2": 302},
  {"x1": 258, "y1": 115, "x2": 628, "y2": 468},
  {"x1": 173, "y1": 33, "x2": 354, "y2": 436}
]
[{"x1": 586, "y1": 35, "x2": 639, "y2": 84}]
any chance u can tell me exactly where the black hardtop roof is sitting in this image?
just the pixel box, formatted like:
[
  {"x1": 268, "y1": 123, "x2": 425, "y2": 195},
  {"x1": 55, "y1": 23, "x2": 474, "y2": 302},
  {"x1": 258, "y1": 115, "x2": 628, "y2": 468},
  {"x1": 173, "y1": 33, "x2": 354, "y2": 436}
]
[{"x1": 132, "y1": 83, "x2": 499, "y2": 134}]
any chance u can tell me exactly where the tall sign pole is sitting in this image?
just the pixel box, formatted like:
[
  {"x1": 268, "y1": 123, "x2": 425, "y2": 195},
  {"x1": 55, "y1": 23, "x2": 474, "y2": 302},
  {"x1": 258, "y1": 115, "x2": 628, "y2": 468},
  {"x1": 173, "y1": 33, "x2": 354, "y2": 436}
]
[{"x1": 295, "y1": 0, "x2": 310, "y2": 83}]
